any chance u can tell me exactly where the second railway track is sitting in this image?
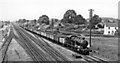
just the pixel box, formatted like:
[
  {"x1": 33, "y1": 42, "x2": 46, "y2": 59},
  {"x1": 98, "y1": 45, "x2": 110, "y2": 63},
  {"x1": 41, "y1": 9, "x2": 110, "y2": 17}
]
[
  {"x1": 1, "y1": 26, "x2": 13, "y2": 63},
  {"x1": 13, "y1": 25, "x2": 49, "y2": 62},
  {"x1": 13, "y1": 24, "x2": 71, "y2": 62},
  {"x1": 19, "y1": 25, "x2": 71, "y2": 62},
  {"x1": 81, "y1": 55, "x2": 109, "y2": 63}
]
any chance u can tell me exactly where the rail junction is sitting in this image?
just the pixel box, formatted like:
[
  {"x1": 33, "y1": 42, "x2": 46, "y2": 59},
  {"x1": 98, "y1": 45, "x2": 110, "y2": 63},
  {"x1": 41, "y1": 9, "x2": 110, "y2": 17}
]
[{"x1": 0, "y1": 23, "x2": 110, "y2": 63}]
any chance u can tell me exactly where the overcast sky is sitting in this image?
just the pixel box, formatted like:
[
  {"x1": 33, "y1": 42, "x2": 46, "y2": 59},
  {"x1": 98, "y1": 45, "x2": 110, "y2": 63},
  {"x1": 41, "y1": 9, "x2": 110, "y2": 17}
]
[{"x1": 0, "y1": 0, "x2": 119, "y2": 21}]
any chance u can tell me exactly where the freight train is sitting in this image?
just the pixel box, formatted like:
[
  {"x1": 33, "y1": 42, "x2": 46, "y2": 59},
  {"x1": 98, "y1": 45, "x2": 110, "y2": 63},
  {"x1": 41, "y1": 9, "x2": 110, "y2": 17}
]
[{"x1": 20, "y1": 23, "x2": 92, "y2": 55}]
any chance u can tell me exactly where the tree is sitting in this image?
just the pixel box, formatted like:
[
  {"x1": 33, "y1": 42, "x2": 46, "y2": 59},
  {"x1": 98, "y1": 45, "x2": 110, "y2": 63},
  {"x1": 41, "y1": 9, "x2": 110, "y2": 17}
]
[
  {"x1": 97, "y1": 23, "x2": 104, "y2": 28},
  {"x1": 18, "y1": 19, "x2": 27, "y2": 24},
  {"x1": 38, "y1": 15, "x2": 49, "y2": 25},
  {"x1": 89, "y1": 14, "x2": 102, "y2": 28},
  {"x1": 30, "y1": 19, "x2": 37, "y2": 26},
  {"x1": 50, "y1": 18, "x2": 59, "y2": 28},
  {"x1": 74, "y1": 14, "x2": 87, "y2": 25},
  {"x1": 34, "y1": 19, "x2": 37, "y2": 23},
  {"x1": 62, "y1": 9, "x2": 77, "y2": 23},
  {"x1": 33, "y1": 19, "x2": 37, "y2": 25}
]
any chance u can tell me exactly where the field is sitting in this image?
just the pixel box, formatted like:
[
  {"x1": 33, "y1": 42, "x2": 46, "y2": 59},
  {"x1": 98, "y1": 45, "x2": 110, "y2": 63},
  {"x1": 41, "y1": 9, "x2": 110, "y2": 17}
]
[{"x1": 86, "y1": 37, "x2": 118, "y2": 61}]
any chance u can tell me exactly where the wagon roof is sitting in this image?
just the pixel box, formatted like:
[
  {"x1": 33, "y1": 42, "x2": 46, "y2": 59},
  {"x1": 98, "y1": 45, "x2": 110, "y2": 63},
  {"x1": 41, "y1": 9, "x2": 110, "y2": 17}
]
[{"x1": 56, "y1": 34, "x2": 68, "y2": 37}]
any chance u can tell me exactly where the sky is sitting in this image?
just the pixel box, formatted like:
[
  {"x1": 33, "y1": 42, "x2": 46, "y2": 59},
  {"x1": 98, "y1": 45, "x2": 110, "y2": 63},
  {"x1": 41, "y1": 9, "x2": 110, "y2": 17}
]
[
  {"x1": 118, "y1": 1, "x2": 120, "y2": 19},
  {"x1": 0, "y1": 0, "x2": 119, "y2": 21}
]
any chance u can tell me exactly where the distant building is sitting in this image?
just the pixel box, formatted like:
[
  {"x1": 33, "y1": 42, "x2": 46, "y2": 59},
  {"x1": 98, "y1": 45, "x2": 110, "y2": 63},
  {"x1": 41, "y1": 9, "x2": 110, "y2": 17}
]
[{"x1": 104, "y1": 23, "x2": 118, "y2": 35}]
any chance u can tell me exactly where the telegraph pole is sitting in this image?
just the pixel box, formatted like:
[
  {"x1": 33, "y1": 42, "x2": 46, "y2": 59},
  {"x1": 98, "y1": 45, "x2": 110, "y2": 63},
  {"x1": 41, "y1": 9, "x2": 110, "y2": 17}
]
[
  {"x1": 51, "y1": 19, "x2": 53, "y2": 32},
  {"x1": 88, "y1": 9, "x2": 94, "y2": 47}
]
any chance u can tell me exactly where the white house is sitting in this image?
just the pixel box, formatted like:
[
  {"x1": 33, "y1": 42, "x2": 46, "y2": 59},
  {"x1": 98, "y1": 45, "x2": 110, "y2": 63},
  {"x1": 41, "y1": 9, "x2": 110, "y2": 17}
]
[{"x1": 104, "y1": 23, "x2": 118, "y2": 35}]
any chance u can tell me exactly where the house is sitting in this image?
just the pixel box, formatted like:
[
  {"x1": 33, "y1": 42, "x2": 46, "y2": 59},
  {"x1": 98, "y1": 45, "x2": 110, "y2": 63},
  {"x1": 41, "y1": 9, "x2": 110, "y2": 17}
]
[{"x1": 104, "y1": 23, "x2": 118, "y2": 35}]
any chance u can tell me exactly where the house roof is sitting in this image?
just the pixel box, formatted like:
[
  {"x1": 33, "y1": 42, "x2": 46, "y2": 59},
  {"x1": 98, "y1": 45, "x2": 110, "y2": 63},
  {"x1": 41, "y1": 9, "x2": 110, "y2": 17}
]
[{"x1": 105, "y1": 23, "x2": 118, "y2": 27}]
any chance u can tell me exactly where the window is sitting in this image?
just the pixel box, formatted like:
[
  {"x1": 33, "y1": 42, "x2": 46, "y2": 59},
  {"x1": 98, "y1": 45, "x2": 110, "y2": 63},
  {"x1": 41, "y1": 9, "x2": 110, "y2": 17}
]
[
  {"x1": 112, "y1": 31, "x2": 114, "y2": 35},
  {"x1": 108, "y1": 27, "x2": 110, "y2": 29},
  {"x1": 115, "y1": 27, "x2": 118, "y2": 30},
  {"x1": 108, "y1": 31, "x2": 110, "y2": 34}
]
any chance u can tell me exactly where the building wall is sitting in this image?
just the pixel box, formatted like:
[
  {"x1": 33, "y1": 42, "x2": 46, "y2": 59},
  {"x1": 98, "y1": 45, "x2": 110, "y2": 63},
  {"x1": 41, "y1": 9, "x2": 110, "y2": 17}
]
[{"x1": 104, "y1": 25, "x2": 118, "y2": 35}]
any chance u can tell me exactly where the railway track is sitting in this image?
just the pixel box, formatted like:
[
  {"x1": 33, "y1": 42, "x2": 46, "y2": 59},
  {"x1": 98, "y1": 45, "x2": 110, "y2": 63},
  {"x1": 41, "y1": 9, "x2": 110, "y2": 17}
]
[
  {"x1": 1, "y1": 26, "x2": 13, "y2": 63},
  {"x1": 0, "y1": 26, "x2": 12, "y2": 50},
  {"x1": 13, "y1": 24, "x2": 71, "y2": 62},
  {"x1": 81, "y1": 55, "x2": 109, "y2": 63},
  {"x1": 21, "y1": 27, "x2": 110, "y2": 63},
  {"x1": 13, "y1": 25, "x2": 49, "y2": 62},
  {"x1": 39, "y1": 35, "x2": 109, "y2": 63},
  {"x1": 19, "y1": 25, "x2": 71, "y2": 62},
  {"x1": 39, "y1": 36, "x2": 70, "y2": 61}
]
